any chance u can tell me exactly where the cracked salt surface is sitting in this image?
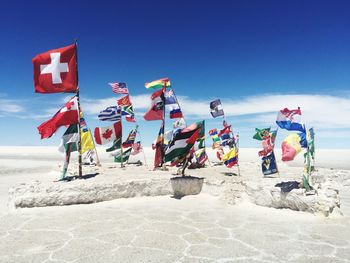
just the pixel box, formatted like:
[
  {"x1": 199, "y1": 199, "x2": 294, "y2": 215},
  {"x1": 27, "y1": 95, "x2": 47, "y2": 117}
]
[{"x1": 0, "y1": 192, "x2": 350, "y2": 263}]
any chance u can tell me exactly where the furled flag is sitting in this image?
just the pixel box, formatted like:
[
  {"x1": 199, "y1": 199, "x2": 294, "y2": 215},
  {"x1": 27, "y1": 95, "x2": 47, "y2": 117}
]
[
  {"x1": 258, "y1": 130, "x2": 277, "y2": 157},
  {"x1": 145, "y1": 77, "x2": 171, "y2": 90},
  {"x1": 164, "y1": 122, "x2": 201, "y2": 162},
  {"x1": 169, "y1": 104, "x2": 183, "y2": 119},
  {"x1": 113, "y1": 148, "x2": 132, "y2": 163},
  {"x1": 108, "y1": 82, "x2": 129, "y2": 94},
  {"x1": 153, "y1": 125, "x2": 164, "y2": 167},
  {"x1": 276, "y1": 107, "x2": 305, "y2": 132},
  {"x1": 222, "y1": 147, "x2": 238, "y2": 168},
  {"x1": 38, "y1": 96, "x2": 79, "y2": 139},
  {"x1": 122, "y1": 126, "x2": 138, "y2": 148},
  {"x1": 307, "y1": 128, "x2": 315, "y2": 159},
  {"x1": 210, "y1": 99, "x2": 224, "y2": 118},
  {"x1": 261, "y1": 152, "x2": 278, "y2": 176},
  {"x1": 81, "y1": 129, "x2": 95, "y2": 154},
  {"x1": 209, "y1": 129, "x2": 221, "y2": 149},
  {"x1": 165, "y1": 89, "x2": 177, "y2": 105},
  {"x1": 106, "y1": 138, "x2": 121, "y2": 152},
  {"x1": 33, "y1": 44, "x2": 77, "y2": 93},
  {"x1": 253, "y1": 128, "x2": 271, "y2": 141},
  {"x1": 94, "y1": 121, "x2": 122, "y2": 145},
  {"x1": 58, "y1": 124, "x2": 79, "y2": 178},
  {"x1": 131, "y1": 141, "x2": 142, "y2": 156},
  {"x1": 216, "y1": 147, "x2": 225, "y2": 161},
  {"x1": 144, "y1": 89, "x2": 165, "y2": 121},
  {"x1": 281, "y1": 133, "x2": 302, "y2": 161},
  {"x1": 98, "y1": 106, "x2": 121, "y2": 122}
]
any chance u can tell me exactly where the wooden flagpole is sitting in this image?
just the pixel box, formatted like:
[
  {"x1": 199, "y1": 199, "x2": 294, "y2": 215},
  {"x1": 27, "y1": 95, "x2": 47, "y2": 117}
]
[
  {"x1": 74, "y1": 40, "x2": 83, "y2": 177},
  {"x1": 120, "y1": 117, "x2": 124, "y2": 168}
]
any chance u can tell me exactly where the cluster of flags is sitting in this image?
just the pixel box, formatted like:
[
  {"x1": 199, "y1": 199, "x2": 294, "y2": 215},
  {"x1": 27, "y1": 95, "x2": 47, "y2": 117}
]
[
  {"x1": 253, "y1": 128, "x2": 278, "y2": 176},
  {"x1": 33, "y1": 44, "x2": 98, "y2": 178},
  {"x1": 208, "y1": 99, "x2": 239, "y2": 171},
  {"x1": 94, "y1": 82, "x2": 142, "y2": 164}
]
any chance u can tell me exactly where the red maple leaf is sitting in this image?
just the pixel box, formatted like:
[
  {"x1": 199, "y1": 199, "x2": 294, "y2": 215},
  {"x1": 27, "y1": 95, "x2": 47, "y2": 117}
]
[{"x1": 102, "y1": 129, "x2": 113, "y2": 140}]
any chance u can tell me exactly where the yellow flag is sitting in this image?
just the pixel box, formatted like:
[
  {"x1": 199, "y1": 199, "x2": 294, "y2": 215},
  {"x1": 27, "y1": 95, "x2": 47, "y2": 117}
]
[{"x1": 81, "y1": 129, "x2": 94, "y2": 154}]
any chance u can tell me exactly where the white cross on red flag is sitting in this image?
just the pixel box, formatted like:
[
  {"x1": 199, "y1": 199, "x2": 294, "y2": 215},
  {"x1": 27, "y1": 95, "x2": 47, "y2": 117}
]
[{"x1": 33, "y1": 44, "x2": 77, "y2": 93}]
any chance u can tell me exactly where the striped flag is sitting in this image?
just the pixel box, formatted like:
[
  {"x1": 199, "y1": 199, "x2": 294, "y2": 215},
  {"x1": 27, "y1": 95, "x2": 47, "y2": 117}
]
[
  {"x1": 108, "y1": 82, "x2": 129, "y2": 94},
  {"x1": 98, "y1": 106, "x2": 121, "y2": 122}
]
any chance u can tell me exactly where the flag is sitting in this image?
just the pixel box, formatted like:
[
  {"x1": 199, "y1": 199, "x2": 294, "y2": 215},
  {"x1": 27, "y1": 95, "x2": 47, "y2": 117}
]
[
  {"x1": 59, "y1": 125, "x2": 79, "y2": 178},
  {"x1": 307, "y1": 128, "x2": 315, "y2": 159},
  {"x1": 164, "y1": 123, "x2": 201, "y2": 162},
  {"x1": 262, "y1": 152, "x2": 278, "y2": 176},
  {"x1": 117, "y1": 95, "x2": 132, "y2": 106},
  {"x1": 276, "y1": 107, "x2": 305, "y2": 132},
  {"x1": 209, "y1": 128, "x2": 221, "y2": 149},
  {"x1": 218, "y1": 125, "x2": 233, "y2": 147},
  {"x1": 58, "y1": 124, "x2": 79, "y2": 153},
  {"x1": 258, "y1": 130, "x2": 277, "y2": 157},
  {"x1": 33, "y1": 44, "x2": 77, "y2": 93},
  {"x1": 131, "y1": 141, "x2": 142, "y2": 156},
  {"x1": 106, "y1": 138, "x2": 121, "y2": 152},
  {"x1": 195, "y1": 149, "x2": 208, "y2": 165},
  {"x1": 281, "y1": 133, "x2": 302, "y2": 161},
  {"x1": 143, "y1": 89, "x2": 165, "y2": 121},
  {"x1": 113, "y1": 148, "x2": 132, "y2": 163},
  {"x1": 109, "y1": 82, "x2": 129, "y2": 94},
  {"x1": 125, "y1": 115, "x2": 136, "y2": 122},
  {"x1": 216, "y1": 147, "x2": 225, "y2": 161},
  {"x1": 222, "y1": 147, "x2": 238, "y2": 168},
  {"x1": 165, "y1": 89, "x2": 177, "y2": 105},
  {"x1": 173, "y1": 118, "x2": 186, "y2": 129},
  {"x1": 253, "y1": 128, "x2": 271, "y2": 141},
  {"x1": 38, "y1": 96, "x2": 79, "y2": 139},
  {"x1": 81, "y1": 129, "x2": 94, "y2": 154},
  {"x1": 169, "y1": 104, "x2": 183, "y2": 119},
  {"x1": 94, "y1": 121, "x2": 122, "y2": 145},
  {"x1": 122, "y1": 127, "x2": 137, "y2": 148},
  {"x1": 210, "y1": 99, "x2": 224, "y2": 118},
  {"x1": 98, "y1": 106, "x2": 121, "y2": 122},
  {"x1": 121, "y1": 104, "x2": 134, "y2": 116},
  {"x1": 145, "y1": 77, "x2": 171, "y2": 90}
]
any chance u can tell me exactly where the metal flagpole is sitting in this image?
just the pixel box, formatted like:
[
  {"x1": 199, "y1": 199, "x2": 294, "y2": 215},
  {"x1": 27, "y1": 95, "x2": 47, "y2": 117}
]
[
  {"x1": 120, "y1": 118, "x2": 124, "y2": 168},
  {"x1": 74, "y1": 40, "x2": 83, "y2": 177}
]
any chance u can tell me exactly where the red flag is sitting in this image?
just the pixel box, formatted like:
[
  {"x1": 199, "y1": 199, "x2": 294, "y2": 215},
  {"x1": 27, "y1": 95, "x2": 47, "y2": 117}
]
[
  {"x1": 94, "y1": 122, "x2": 122, "y2": 145},
  {"x1": 33, "y1": 44, "x2": 77, "y2": 93},
  {"x1": 117, "y1": 95, "x2": 132, "y2": 106},
  {"x1": 37, "y1": 97, "x2": 79, "y2": 139},
  {"x1": 143, "y1": 89, "x2": 164, "y2": 121}
]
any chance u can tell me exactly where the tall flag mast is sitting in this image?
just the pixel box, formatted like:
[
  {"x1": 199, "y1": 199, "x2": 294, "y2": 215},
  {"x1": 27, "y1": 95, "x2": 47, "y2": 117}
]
[{"x1": 33, "y1": 42, "x2": 82, "y2": 177}]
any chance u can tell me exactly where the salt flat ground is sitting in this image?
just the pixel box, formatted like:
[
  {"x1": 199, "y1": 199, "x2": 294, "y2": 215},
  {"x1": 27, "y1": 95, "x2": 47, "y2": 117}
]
[{"x1": 0, "y1": 147, "x2": 350, "y2": 263}]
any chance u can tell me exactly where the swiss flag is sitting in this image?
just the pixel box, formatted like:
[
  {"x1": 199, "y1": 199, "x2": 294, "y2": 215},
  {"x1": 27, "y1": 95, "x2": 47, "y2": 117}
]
[
  {"x1": 37, "y1": 97, "x2": 79, "y2": 139},
  {"x1": 33, "y1": 44, "x2": 77, "y2": 93},
  {"x1": 94, "y1": 122, "x2": 122, "y2": 145}
]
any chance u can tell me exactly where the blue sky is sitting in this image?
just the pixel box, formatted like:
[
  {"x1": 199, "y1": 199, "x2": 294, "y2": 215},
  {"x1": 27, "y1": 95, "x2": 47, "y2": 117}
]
[{"x1": 0, "y1": 0, "x2": 349, "y2": 148}]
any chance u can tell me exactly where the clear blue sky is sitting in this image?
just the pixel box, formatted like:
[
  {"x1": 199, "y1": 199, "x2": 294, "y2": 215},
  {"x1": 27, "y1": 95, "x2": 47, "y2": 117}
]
[{"x1": 0, "y1": 0, "x2": 349, "y2": 148}]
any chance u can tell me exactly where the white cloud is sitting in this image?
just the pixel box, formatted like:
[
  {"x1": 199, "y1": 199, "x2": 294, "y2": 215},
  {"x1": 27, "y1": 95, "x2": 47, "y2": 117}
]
[
  {"x1": 0, "y1": 99, "x2": 24, "y2": 114},
  {"x1": 79, "y1": 93, "x2": 350, "y2": 131}
]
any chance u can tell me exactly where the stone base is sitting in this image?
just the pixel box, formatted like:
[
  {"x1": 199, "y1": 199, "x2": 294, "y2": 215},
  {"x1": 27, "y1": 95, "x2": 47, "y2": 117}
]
[
  {"x1": 8, "y1": 178, "x2": 172, "y2": 209},
  {"x1": 170, "y1": 176, "x2": 204, "y2": 198},
  {"x1": 245, "y1": 182, "x2": 340, "y2": 216}
]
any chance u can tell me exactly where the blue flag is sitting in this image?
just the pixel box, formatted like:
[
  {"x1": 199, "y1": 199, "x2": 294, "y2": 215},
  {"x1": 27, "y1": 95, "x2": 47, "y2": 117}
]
[{"x1": 262, "y1": 152, "x2": 278, "y2": 176}]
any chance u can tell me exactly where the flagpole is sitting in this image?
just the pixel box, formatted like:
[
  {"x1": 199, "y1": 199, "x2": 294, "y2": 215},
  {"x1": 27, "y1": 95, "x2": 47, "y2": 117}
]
[
  {"x1": 161, "y1": 83, "x2": 166, "y2": 167},
  {"x1": 74, "y1": 40, "x2": 83, "y2": 178},
  {"x1": 120, "y1": 119, "x2": 124, "y2": 168}
]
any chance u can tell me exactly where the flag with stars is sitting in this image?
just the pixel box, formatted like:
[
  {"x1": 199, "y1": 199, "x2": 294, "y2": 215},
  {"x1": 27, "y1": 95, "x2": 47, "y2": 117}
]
[{"x1": 33, "y1": 44, "x2": 77, "y2": 93}]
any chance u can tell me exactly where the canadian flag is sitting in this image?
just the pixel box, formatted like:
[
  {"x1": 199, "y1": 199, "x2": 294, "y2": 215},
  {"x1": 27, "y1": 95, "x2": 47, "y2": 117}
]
[
  {"x1": 37, "y1": 97, "x2": 79, "y2": 139},
  {"x1": 94, "y1": 122, "x2": 122, "y2": 145},
  {"x1": 33, "y1": 44, "x2": 77, "y2": 93}
]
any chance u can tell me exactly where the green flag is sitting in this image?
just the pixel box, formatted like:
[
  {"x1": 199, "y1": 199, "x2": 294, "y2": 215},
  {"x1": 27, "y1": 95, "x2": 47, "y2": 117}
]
[
  {"x1": 114, "y1": 148, "x2": 132, "y2": 163},
  {"x1": 253, "y1": 127, "x2": 271, "y2": 141},
  {"x1": 106, "y1": 138, "x2": 121, "y2": 152}
]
